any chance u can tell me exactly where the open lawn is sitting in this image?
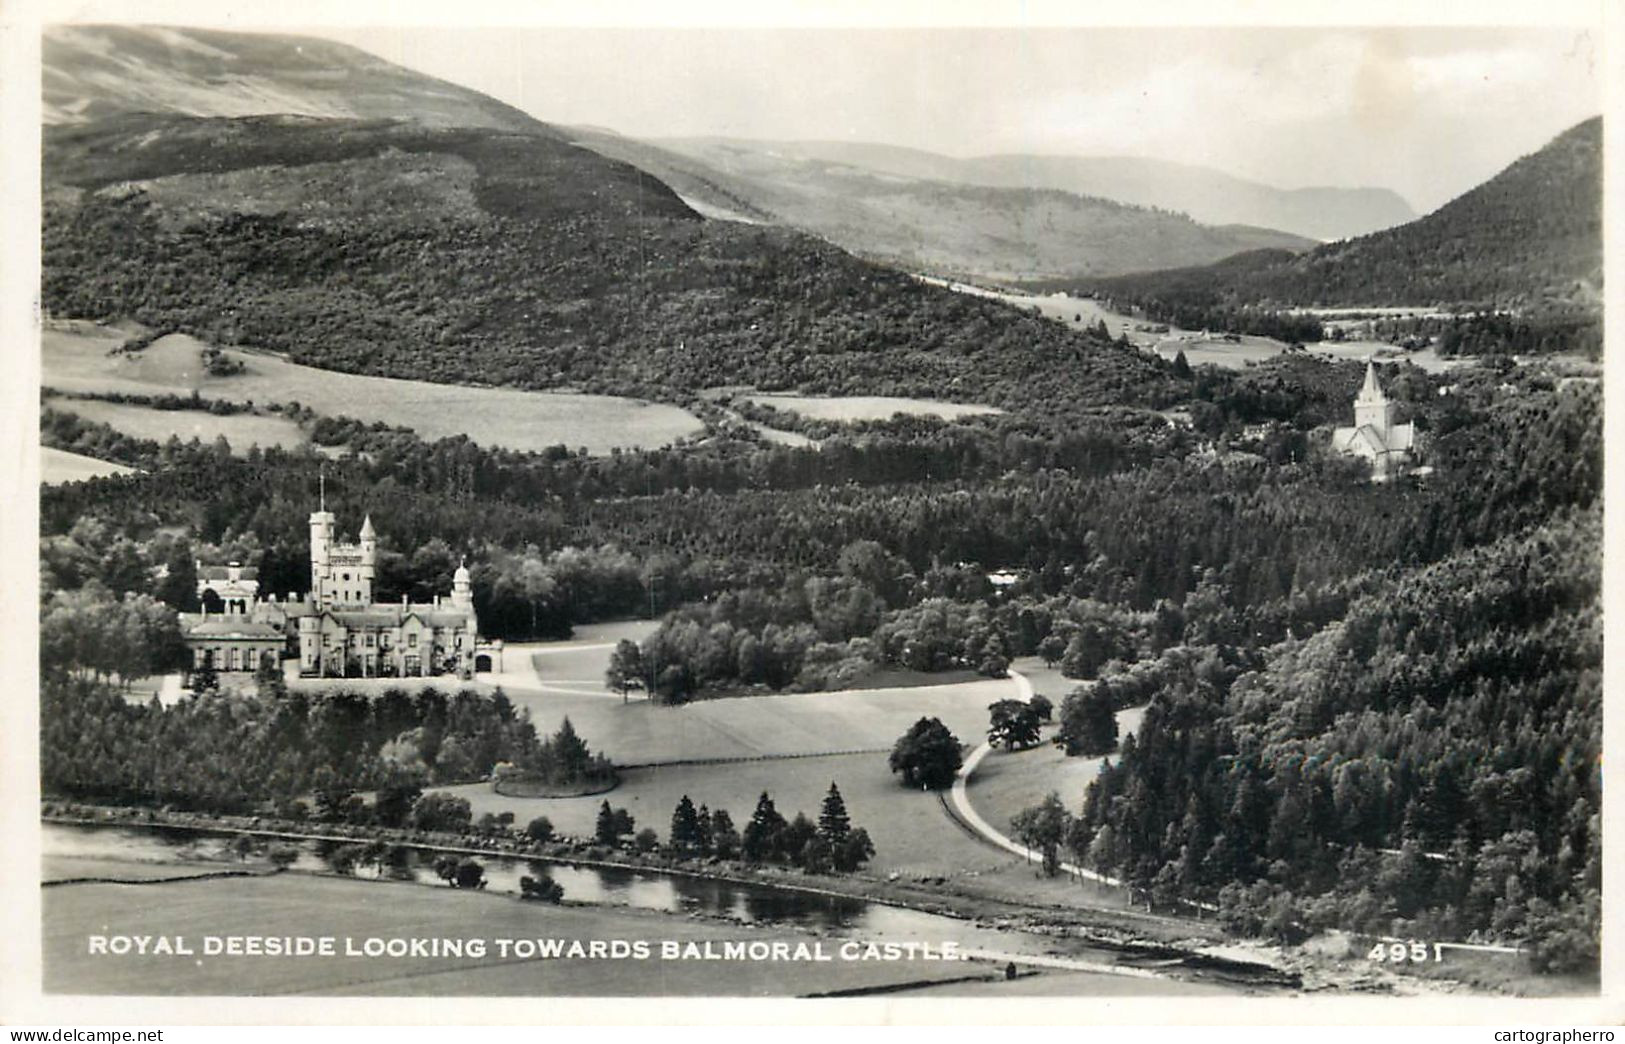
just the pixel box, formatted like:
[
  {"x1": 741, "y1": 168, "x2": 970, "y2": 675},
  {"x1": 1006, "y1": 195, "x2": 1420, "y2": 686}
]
[
  {"x1": 43, "y1": 325, "x2": 705, "y2": 454},
  {"x1": 479, "y1": 622, "x2": 1011, "y2": 767},
  {"x1": 49, "y1": 397, "x2": 308, "y2": 453},
  {"x1": 506, "y1": 673, "x2": 1013, "y2": 767},
  {"x1": 40, "y1": 446, "x2": 137, "y2": 484},
  {"x1": 743, "y1": 393, "x2": 1002, "y2": 423},
  {"x1": 42, "y1": 872, "x2": 1002, "y2": 996}
]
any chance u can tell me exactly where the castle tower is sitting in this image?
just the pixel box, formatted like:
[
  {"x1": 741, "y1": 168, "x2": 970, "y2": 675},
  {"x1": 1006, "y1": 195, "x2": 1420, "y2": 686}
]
[
  {"x1": 309, "y1": 506, "x2": 335, "y2": 605},
  {"x1": 1353, "y1": 360, "x2": 1397, "y2": 438},
  {"x1": 451, "y1": 557, "x2": 473, "y2": 612},
  {"x1": 357, "y1": 514, "x2": 377, "y2": 605}
]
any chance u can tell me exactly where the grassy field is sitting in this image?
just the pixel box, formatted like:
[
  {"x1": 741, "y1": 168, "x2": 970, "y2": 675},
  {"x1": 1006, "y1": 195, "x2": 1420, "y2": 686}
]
[
  {"x1": 504, "y1": 672, "x2": 1012, "y2": 768},
  {"x1": 480, "y1": 622, "x2": 1010, "y2": 767},
  {"x1": 742, "y1": 393, "x2": 1002, "y2": 423},
  {"x1": 40, "y1": 446, "x2": 137, "y2": 484},
  {"x1": 49, "y1": 397, "x2": 308, "y2": 453},
  {"x1": 42, "y1": 325, "x2": 705, "y2": 454},
  {"x1": 42, "y1": 872, "x2": 999, "y2": 996}
]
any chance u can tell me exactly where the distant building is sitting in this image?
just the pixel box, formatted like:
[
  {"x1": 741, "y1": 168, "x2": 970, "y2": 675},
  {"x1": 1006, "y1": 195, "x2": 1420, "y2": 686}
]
[
  {"x1": 197, "y1": 561, "x2": 258, "y2": 615},
  {"x1": 1331, "y1": 360, "x2": 1416, "y2": 481},
  {"x1": 179, "y1": 501, "x2": 502, "y2": 681}
]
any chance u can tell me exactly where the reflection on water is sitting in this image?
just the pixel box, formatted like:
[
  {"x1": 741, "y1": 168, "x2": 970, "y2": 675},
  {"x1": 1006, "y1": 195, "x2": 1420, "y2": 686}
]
[{"x1": 45, "y1": 823, "x2": 964, "y2": 942}]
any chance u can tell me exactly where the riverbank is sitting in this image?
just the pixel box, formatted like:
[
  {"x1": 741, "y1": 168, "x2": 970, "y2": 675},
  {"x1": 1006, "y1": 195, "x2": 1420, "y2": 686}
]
[
  {"x1": 41, "y1": 813, "x2": 1264, "y2": 997},
  {"x1": 40, "y1": 805, "x2": 1553, "y2": 996},
  {"x1": 41, "y1": 803, "x2": 1289, "y2": 986}
]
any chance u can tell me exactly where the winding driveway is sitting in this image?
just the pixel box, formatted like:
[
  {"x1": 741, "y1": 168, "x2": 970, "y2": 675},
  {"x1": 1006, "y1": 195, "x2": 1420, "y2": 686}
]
[{"x1": 948, "y1": 668, "x2": 1124, "y2": 888}]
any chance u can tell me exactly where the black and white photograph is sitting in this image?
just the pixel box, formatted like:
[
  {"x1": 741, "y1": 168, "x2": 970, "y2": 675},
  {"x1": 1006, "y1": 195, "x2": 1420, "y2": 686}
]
[{"x1": 1, "y1": 0, "x2": 1617, "y2": 1026}]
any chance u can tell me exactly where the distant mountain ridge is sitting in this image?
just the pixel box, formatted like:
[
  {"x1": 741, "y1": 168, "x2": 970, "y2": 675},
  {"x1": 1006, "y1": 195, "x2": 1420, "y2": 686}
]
[
  {"x1": 44, "y1": 24, "x2": 548, "y2": 134},
  {"x1": 1074, "y1": 116, "x2": 1603, "y2": 313},
  {"x1": 655, "y1": 137, "x2": 1418, "y2": 242},
  {"x1": 571, "y1": 128, "x2": 1318, "y2": 282}
]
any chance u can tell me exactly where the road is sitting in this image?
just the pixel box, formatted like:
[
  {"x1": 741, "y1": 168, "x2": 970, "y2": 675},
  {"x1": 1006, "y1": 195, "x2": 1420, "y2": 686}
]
[{"x1": 948, "y1": 668, "x2": 1123, "y2": 887}]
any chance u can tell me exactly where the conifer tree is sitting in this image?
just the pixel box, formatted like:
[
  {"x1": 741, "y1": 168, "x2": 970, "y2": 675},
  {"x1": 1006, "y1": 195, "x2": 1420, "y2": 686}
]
[
  {"x1": 670, "y1": 794, "x2": 702, "y2": 852},
  {"x1": 742, "y1": 792, "x2": 787, "y2": 862},
  {"x1": 818, "y1": 782, "x2": 850, "y2": 846}
]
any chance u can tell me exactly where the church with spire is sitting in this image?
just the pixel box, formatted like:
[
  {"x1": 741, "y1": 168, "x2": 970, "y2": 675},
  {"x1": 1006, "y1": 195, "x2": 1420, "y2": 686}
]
[
  {"x1": 180, "y1": 490, "x2": 500, "y2": 681},
  {"x1": 1331, "y1": 360, "x2": 1417, "y2": 482}
]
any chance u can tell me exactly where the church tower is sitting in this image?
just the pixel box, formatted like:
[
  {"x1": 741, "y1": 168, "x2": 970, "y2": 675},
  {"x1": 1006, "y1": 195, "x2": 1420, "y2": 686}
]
[{"x1": 1353, "y1": 360, "x2": 1397, "y2": 438}]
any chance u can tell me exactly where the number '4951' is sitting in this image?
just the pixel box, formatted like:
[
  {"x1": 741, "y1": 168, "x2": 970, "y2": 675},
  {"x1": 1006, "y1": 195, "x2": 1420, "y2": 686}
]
[{"x1": 1367, "y1": 941, "x2": 1443, "y2": 963}]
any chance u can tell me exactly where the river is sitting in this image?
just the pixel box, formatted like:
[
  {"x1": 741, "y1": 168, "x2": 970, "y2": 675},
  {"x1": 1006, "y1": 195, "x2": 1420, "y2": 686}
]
[{"x1": 42, "y1": 821, "x2": 1132, "y2": 966}]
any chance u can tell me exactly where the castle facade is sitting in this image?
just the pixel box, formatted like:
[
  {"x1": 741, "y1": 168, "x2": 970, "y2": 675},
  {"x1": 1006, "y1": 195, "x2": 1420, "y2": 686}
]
[{"x1": 180, "y1": 505, "x2": 501, "y2": 681}]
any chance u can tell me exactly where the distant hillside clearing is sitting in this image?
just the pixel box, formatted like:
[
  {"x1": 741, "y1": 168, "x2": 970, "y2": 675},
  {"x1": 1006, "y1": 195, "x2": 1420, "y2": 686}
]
[
  {"x1": 742, "y1": 394, "x2": 1003, "y2": 423},
  {"x1": 43, "y1": 326, "x2": 706, "y2": 455}
]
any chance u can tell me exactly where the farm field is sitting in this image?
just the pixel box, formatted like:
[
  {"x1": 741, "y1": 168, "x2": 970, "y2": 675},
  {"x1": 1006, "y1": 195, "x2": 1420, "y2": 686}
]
[
  {"x1": 42, "y1": 871, "x2": 992, "y2": 996},
  {"x1": 42, "y1": 325, "x2": 705, "y2": 454},
  {"x1": 49, "y1": 397, "x2": 308, "y2": 453},
  {"x1": 742, "y1": 393, "x2": 1003, "y2": 423},
  {"x1": 40, "y1": 446, "x2": 137, "y2": 485}
]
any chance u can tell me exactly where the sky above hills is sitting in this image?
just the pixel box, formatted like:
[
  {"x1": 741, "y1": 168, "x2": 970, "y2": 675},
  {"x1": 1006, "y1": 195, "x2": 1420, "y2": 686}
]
[{"x1": 315, "y1": 24, "x2": 1601, "y2": 214}]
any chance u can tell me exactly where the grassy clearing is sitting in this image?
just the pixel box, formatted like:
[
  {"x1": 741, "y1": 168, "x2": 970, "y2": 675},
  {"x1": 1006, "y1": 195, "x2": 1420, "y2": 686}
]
[
  {"x1": 40, "y1": 446, "x2": 137, "y2": 484},
  {"x1": 42, "y1": 325, "x2": 704, "y2": 454},
  {"x1": 43, "y1": 872, "x2": 985, "y2": 996},
  {"x1": 743, "y1": 393, "x2": 1002, "y2": 422},
  {"x1": 504, "y1": 675, "x2": 1013, "y2": 767},
  {"x1": 49, "y1": 397, "x2": 308, "y2": 453},
  {"x1": 481, "y1": 624, "x2": 1013, "y2": 767}
]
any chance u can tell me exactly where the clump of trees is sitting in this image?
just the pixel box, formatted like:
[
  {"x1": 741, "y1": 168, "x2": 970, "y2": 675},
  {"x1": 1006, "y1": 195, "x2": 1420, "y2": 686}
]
[
  {"x1": 1011, "y1": 792, "x2": 1074, "y2": 878},
  {"x1": 889, "y1": 718, "x2": 963, "y2": 790},
  {"x1": 1055, "y1": 686, "x2": 1119, "y2": 756},
  {"x1": 40, "y1": 680, "x2": 547, "y2": 814},
  {"x1": 987, "y1": 699, "x2": 1043, "y2": 750},
  {"x1": 659, "y1": 787, "x2": 872, "y2": 873},
  {"x1": 501, "y1": 717, "x2": 617, "y2": 791},
  {"x1": 520, "y1": 872, "x2": 565, "y2": 903},
  {"x1": 594, "y1": 802, "x2": 636, "y2": 846},
  {"x1": 431, "y1": 854, "x2": 487, "y2": 890}
]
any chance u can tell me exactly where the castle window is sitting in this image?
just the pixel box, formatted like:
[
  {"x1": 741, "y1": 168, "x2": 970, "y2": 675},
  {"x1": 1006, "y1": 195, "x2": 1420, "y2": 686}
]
[
  {"x1": 366, "y1": 634, "x2": 374, "y2": 647},
  {"x1": 341, "y1": 572, "x2": 350, "y2": 581},
  {"x1": 409, "y1": 634, "x2": 418, "y2": 648}
]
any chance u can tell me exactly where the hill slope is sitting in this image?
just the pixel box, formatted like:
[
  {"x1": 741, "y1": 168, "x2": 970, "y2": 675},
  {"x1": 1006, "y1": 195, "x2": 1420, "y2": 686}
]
[
  {"x1": 655, "y1": 137, "x2": 1416, "y2": 242},
  {"x1": 43, "y1": 110, "x2": 1183, "y2": 414},
  {"x1": 43, "y1": 24, "x2": 547, "y2": 134},
  {"x1": 574, "y1": 130, "x2": 1317, "y2": 282},
  {"x1": 1077, "y1": 117, "x2": 1603, "y2": 313}
]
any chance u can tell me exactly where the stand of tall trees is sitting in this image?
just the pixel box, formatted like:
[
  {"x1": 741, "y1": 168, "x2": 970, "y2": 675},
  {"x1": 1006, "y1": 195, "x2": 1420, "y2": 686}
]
[{"x1": 1069, "y1": 509, "x2": 1601, "y2": 969}]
